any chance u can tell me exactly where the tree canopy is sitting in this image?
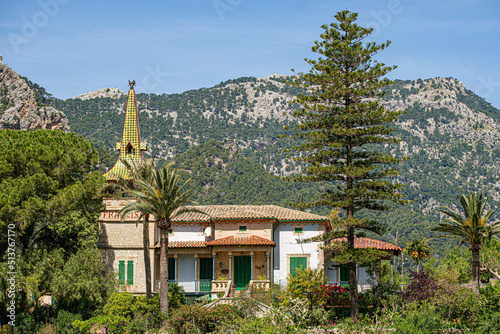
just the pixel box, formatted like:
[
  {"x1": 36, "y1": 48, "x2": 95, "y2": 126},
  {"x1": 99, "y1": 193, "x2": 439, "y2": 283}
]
[{"x1": 0, "y1": 129, "x2": 112, "y2": 316}]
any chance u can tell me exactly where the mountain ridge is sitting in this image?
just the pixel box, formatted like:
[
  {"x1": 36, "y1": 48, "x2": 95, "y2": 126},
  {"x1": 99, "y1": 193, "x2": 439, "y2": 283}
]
[{"x1": 52, "y1": 74, "x2": 500, "y2": 222}]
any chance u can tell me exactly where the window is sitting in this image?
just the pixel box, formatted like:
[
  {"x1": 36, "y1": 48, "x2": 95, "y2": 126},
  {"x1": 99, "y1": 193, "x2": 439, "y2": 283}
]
[
  {"x1": 294, "y1": 227, "x2": 303, "y2": 234},
  {"x1": 118, "y1": 261, "x2": 125, "y2": 284},
  {"x1": 290, "y1": 257, "x2": 307, "y2": 277},
  {"x1": 127, "y1": 261, "x2": 134, "y2": 285},
  {"x1": 239, "y1": 226, "x2": 247, "y2": 232},
  {"x1": 168, "y1": 228, "x2": 173, "y2": 235}
]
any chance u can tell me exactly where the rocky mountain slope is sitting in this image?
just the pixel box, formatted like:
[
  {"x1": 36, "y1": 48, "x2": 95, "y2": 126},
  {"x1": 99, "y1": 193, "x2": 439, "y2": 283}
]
[
  {"x1": 0, "y1": 56, "x2": 69, "y2": 131},
  {"x1": 71, "y1": 87, "x2": 125, "y2": 101},
  {"x1": 53, "y1": 75, "x2": 500, "y2": 222}
]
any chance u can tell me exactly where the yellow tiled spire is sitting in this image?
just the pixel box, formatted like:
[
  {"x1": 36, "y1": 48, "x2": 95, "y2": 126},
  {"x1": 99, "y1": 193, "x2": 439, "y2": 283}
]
[{"x1": 104, "y1": 81, "x2": 147, "y2": 181}]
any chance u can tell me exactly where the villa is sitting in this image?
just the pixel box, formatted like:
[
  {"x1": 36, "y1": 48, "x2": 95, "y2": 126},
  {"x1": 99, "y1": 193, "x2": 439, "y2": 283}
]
[{"x1": 98, "y1": 82, "x2": 401, "y2": 297}]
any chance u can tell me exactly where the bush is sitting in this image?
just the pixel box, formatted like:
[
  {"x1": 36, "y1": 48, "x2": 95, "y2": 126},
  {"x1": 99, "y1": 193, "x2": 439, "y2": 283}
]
[
  {"x1": 315, "y1": 283, "x2": 346, "y2": 308},
  {"x1": 73, "y1": 315, "x2": 130, "y2": 334},
  {"x1": 13, "y1": 312, "x2": 40, "y2": 334},
  {"x1": 215, "y1": 316, "x2": 307, "y2": 334},
  {"x1": 481, "y1": 283, "x2": 500, "y2": 314},
  {"x1": 395, "y1": 305, "x2": 444, "y2": 334},
  {"x1": 166, "y1": 281, "x2": 188, "y2": 309},
  {"x1": 73, "y1": 292, "x2": 165, "y2": 333},
  {"x1": 54, "y1": 310, "x2": 82, "y2": 334},
  {"x1": 363, "y1": 281, "x2": 399, "y2": 313},
  {"x1": 477, "y1": 311, "x2": 500, "y2": 334},
  {"x1": 281, "y1": 268, "x2": 327, "y2": 309},
  {"x1": 169, "y1": 304, "x2": 238, "y2": 333},
  {"x1": 102, "y1": 292, "x2": 136, "y2": 317},
  {"x1": 401, "y1": 271, "x2": 439, "y2": 303},
  {"x1": 429, "y1": 286, "x2": 486, "y2": 328},
  {"x1": 336, "y1": 313, "x2": 394, "y2": 334}
]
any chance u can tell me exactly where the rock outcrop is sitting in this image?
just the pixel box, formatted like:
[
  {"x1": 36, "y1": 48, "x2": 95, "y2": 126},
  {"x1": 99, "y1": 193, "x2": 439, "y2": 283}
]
[
  {"x1": 71, "y1": 87, "x2": 125, "y2": 100},
  {"x1": 0, "y1": 57, "x2": 70, "y2": 131}
]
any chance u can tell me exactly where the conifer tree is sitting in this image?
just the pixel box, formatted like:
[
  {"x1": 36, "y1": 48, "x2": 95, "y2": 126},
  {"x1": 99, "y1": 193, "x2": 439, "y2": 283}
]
[{"x1": 285, "y1": 10, "x2": 406, "y2": 320}]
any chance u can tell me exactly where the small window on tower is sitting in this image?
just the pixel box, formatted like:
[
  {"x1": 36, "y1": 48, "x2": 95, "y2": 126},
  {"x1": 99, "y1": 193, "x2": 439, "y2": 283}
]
[
  {"x1": 125, "y1": 142, "x2": 134, "y2": 154},
  {"x1": 239, "y1": 226, "x2": 247, "y2": 232}
]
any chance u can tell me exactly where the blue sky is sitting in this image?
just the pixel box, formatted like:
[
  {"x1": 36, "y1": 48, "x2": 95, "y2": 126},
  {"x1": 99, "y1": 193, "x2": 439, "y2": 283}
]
[{"x1": 1, "y1": 0, "x2": 499, "y2": 108}]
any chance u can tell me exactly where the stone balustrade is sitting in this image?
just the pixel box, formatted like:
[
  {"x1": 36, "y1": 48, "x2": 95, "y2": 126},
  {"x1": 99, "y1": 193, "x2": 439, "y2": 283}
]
[{"x1": 211, "y1": 280, "x2": 229, "y2": 292}]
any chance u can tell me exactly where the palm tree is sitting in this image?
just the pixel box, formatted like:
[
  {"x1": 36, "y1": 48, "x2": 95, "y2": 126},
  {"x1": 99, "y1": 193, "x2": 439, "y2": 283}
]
[
  {"x1": 404, "y1": 238, "x2": 432, "y2": 274},
  {"x1": 433, "y1": 192, "x2": 500, "y2": 293},
  {"x1": 108, "y1": 158, "x2": 157, "y2": 298},
  {"x1": 118, "y1": 162, "x2": 200, "y2": 315}
]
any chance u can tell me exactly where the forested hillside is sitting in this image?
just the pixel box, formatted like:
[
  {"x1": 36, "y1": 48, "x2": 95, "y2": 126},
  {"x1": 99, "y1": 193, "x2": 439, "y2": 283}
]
[
  {"x1": 53, "y1": 75, "x2": 500, "y2": 216},
  {"x1": 48, "y1": 75, "x2": 500, "y2": 260}
]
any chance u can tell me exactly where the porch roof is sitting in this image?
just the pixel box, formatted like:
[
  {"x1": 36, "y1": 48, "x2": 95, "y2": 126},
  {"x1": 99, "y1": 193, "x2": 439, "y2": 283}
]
[
  {"x1": 206, "y1": 235, "x2": 277, "y2": 247},
  {"x1": 167, "y1": 241, "x2": 207, "y2": 248},
  {"x1": 330, "y1": 237, "x2": 401, "y2": 255}
]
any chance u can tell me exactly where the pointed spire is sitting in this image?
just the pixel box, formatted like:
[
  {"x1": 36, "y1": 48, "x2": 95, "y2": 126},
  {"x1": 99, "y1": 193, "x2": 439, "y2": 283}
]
[{"x1": 104, "y1": 81, "x2": 147, "y2": 181}]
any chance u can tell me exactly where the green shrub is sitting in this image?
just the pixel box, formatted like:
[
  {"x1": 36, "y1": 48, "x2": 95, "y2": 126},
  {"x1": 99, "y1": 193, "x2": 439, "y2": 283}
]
[
  {"x1": 281, "y1": 268, "x2": 327, "y2": 310},
  {"x1": 55, "y1": 310, "x2": 82, "y2": 334},
  {"x1": 73, "y1": 292, "x2": 164, "y2": 333},
  {"x1": 73, "y1": 315, "x2": 130, "y2": 334},
  {"x1": 395, "y1": 306, "x2": 444, "y2": 334},
  {"x1": 169, "y1": 304, "x2": 238, "y2": 333},
  {"x1": 481, "y1": 283, "x2": 500, "y2": 314},
  {"x1": 13, "y1": 312, "x2": 40, "y2": 334},
  {"x1": 215, "y1": 316, "x2": 307, "y2": 334},
  {"x1": 166, "y1": 281, "x2": 188, "y2": 309},
  {"x1": 102, "y1": 292, "x2": 136, "y2": 317},
  {"x1": 477, "y1": 311, "x2": 500, "y2": 334},
  {"x1": 429, "y1": 286, "x2": 486, "y2": 327}
]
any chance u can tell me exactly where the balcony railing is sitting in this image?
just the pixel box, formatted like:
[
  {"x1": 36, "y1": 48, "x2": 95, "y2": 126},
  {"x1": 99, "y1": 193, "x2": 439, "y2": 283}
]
[
  {"x1": 211, "y1": 280, "x2": 230, "y2": 293},
  {"x1": 154, "y1": 279, "x2": 213, "y2": 293}
]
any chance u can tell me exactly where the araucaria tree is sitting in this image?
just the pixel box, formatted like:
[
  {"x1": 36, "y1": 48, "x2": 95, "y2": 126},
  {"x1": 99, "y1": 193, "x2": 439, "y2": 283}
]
[{"x1": 285, "y1": 10, "x2": 406, "y2": 320}]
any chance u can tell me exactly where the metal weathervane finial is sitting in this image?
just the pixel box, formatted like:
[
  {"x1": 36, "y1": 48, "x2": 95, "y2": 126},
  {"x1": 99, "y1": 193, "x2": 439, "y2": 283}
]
[{"x1": 128, "y1": 80, "x2": 136, "y2": 89}]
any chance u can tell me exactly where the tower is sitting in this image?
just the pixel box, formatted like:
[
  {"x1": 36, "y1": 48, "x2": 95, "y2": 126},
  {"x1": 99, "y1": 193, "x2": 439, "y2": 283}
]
[{"x1": 104, "y1": 80, "x2": 147, "y2": 181}]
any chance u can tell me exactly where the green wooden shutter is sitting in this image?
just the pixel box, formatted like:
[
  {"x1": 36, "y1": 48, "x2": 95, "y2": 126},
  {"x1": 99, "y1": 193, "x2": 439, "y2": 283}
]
[
  {"x1": 290, "y1": 257, "x2": 307, "y2": 277},
  {"x1": 340, "y1": 266, "x2": 349, "y2": 282},
  {"x1": 200, "y1": 258, "x2": 213, "y2": 292},
  {"x1": 168, "y1": 258, "x2": 176, "y2": 280},
  {"x1": 118, "y1": 261, "x2": 125, "y2": 284},
  {"x1": 127, "y1": 261, "x2": 134, "y2": 285}
]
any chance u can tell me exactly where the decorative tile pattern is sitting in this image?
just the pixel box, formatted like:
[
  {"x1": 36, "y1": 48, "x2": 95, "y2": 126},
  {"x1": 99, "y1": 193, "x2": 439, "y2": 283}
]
[{"x1": 104, "y1": 87, "x2": 147, "y2": 181}]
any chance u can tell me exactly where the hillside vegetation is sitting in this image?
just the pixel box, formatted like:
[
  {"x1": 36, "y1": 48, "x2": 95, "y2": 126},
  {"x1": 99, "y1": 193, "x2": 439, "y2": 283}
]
[{"x1": 48, "y1": 75, "x2": 500, "y2": 262}]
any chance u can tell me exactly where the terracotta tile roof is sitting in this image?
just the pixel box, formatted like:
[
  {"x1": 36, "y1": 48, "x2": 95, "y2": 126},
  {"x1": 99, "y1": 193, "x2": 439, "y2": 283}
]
[
  {"x1": 331, "y1": 237, "x2": 401, "y2": 252},
  {"x1": 206, "y1": 235, "x2": 277, "y2": 247},
  {"x1": 167, "y1": 241, "x2": 206, "y2": 248},
  {"x1": 172, "y1": 205, "x2": 328, "y2": 223}
]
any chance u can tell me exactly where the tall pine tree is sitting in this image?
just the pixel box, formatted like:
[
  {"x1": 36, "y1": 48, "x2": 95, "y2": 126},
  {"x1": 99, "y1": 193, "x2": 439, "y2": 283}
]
[{"x1": 285, "y1": 10, "x2": 407, "y2": 319}]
